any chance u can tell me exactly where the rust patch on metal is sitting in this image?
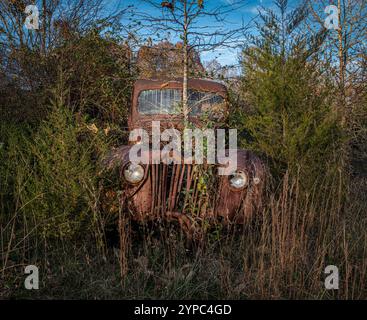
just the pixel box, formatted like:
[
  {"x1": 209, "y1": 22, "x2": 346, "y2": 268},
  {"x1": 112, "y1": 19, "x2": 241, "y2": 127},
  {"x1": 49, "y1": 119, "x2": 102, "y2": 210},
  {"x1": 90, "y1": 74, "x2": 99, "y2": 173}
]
[
  {"x1": 128, "y1": 78, "x2": 228, "y2": 132},
  {"x1": 103, "y1": 78, "x2": 266, "y2": 230}
]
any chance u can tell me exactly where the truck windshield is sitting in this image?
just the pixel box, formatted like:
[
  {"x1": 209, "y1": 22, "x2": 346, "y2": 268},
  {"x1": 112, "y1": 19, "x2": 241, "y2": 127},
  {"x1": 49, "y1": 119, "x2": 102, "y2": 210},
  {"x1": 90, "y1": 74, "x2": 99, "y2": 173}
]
[
  {"x1": 188, "y1": 90, "x2": 224, "y2": 116},
  {"x1": 138, "y1": 89, "x2": 225, "y2": 115},
  {"x1": 138, "y1": 89, "x2": 181, "y2": 115}
]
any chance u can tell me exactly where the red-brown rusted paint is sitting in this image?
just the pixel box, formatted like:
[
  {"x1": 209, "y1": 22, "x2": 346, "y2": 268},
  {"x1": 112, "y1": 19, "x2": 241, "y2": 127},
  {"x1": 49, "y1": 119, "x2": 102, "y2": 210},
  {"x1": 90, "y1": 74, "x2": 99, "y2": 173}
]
[
  {"x1": 216, "y1": 150, "x2": 265, "y2": 223},
  {"x1": 129, "y1": 78, "x2": 228, "y2": 132},
  {"x1": 105, "y1": 78, "x2": 265, "y2": 227}
]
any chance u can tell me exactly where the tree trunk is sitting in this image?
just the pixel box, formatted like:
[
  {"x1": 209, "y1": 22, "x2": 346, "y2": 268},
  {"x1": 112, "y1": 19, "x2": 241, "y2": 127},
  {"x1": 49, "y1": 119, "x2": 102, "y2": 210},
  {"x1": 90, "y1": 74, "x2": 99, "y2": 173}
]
[
  {"x1": 42, "y1": 0, "x2": 47, "y2": 55},
  {"x1": 337, "y1": 0, "x2": 346, "y2": 125},
  {"x1": 183, "y1": 44, "x2": 188, "y2": 124},
  {"x1": 182, "y1": 0, "x2": 189, "y2": 125}
]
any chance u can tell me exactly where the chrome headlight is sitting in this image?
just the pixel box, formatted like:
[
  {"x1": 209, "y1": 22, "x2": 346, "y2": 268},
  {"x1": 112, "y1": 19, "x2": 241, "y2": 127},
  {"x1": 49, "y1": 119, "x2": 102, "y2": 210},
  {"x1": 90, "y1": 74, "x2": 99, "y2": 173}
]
[
  {"x1": 123, "y1": 163, "x2": 145, "y2": 184},
  {"x1": 229, "y1": 170, "x2": 248, "y2": 189}
]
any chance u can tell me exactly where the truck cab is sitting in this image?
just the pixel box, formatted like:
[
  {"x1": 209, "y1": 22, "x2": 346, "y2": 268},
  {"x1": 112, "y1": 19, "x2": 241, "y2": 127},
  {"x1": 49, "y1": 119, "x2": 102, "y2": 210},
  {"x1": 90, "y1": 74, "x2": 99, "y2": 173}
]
[{"x1": 105, "y1": 78, "x2": 265, "y2": 226}]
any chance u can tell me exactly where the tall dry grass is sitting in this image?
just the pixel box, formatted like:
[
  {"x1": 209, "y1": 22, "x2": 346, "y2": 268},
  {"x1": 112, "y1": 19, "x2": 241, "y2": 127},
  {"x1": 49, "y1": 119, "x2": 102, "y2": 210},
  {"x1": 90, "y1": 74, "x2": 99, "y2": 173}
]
[
  {"x1": 1, "y1": 99, "x2": 365, "y2": 299},
  {"x1": 2, "y1": 164, "x2": 366, "y2": 299}
]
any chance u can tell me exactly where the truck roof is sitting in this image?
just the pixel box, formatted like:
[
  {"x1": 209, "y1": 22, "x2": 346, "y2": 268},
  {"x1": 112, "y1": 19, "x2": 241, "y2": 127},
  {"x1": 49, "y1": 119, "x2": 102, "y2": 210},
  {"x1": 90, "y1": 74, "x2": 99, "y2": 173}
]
[{"x1": 134, "y1": 78, "x2": 227, "y2": 96}]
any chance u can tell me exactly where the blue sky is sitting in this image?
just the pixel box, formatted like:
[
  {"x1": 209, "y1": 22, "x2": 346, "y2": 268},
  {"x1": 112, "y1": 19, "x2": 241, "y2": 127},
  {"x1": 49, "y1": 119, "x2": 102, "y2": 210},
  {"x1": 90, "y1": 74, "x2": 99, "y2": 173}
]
[{"x1": 112, "y1": 0, "x2": 301, "y2": 67}]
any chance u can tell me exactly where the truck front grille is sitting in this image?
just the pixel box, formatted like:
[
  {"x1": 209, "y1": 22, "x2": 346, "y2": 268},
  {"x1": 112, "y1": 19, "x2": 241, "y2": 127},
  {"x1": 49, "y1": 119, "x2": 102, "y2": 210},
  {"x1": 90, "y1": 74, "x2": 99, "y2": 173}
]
[{"x1": 148, "y1": 163, "x2": 214, "y2": 217}]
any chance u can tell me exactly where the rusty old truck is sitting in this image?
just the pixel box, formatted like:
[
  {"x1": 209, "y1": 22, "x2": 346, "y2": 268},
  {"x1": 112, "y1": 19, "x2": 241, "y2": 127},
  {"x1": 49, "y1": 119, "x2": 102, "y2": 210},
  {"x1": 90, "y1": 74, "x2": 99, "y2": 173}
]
[{"x1": 105, "y1": 78, "x2": 265, "y2": 229}]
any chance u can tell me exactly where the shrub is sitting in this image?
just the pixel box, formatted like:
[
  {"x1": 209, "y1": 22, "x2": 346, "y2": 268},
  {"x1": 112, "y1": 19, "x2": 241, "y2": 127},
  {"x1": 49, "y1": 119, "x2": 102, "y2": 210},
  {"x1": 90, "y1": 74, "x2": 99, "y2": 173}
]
[
  {"x1": 231, "y1": 0, "x2": 342, "y2": 188},
  {"x1": 17, "y1": 97, "x2": 111, "y2": 240}
]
